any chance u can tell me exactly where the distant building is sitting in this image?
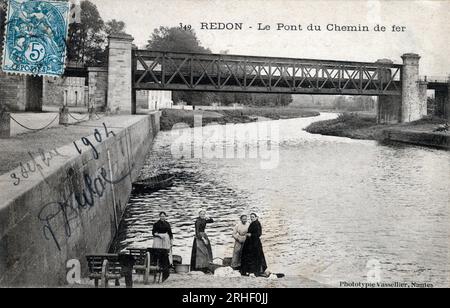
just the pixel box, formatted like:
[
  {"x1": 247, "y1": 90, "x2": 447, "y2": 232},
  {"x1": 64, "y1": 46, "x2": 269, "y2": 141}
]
[
  {"x1": 43, "y1": 77, "x2": 87, "y2": 107},
  {"x1": 148, "y1": 90, "x2": 173, "y2": 110},
  {"x1": 1, "y1": 71, "x2": 173, "y2": 112}
]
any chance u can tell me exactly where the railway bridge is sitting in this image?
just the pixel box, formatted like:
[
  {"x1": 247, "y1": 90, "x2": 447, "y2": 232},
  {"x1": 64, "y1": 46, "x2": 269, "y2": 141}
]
[
  {"x1": 82, "y1": 34, "x2": 450, "y2": 124},
  {"x1": 421, "y1": 76, "x2": 450, "y2": 120}
]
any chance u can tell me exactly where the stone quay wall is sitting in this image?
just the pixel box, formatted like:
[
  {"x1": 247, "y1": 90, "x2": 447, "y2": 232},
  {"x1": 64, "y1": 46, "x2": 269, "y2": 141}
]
[{"x1": 0, "y1": 113, "x2": 160, "y2": 286}]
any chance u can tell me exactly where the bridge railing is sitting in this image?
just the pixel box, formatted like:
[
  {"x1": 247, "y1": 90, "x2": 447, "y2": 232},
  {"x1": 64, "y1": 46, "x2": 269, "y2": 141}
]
[
  {"x1": 420, "y1": 76, "x2": 449, "y2": 83},
  {"x1": 133, "y1": 50, "x2": 403, "y2": 95}
]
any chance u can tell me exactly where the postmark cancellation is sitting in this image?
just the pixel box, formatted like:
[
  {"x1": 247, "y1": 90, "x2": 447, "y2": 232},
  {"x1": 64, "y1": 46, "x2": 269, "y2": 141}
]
[{"x1": 1, "y1": 0, "x2": 70, "y2": 77}]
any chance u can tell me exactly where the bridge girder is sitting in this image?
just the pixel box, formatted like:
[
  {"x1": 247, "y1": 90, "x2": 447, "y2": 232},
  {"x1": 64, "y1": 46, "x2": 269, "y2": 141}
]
[{"x1": 133, "y1": 50, "x2": 403, "y2": 96}]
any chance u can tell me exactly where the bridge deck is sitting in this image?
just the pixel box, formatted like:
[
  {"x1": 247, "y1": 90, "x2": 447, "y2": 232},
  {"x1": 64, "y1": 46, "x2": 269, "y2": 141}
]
[
  {"x1": 427, "y1": 82, "x2": 449, "y2": 91},
  {"x1": 420, "y1": 76, "x2": 449, "y2": 91},
  {"x1": 133, "y1": 50, "x2": 403, "y2": 96}
]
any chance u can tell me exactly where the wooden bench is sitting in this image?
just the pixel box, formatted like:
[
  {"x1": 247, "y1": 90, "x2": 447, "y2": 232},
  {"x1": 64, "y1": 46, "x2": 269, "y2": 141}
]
[
  {"x1": 127, "y1": 248, "x2": 151, "y2": 284},
  {"x1": 86, "y1": 254, "x2": 127, "y2": 288},
  {"x1": 127, "y1": 248, "x2": 170, "y2": 284}
]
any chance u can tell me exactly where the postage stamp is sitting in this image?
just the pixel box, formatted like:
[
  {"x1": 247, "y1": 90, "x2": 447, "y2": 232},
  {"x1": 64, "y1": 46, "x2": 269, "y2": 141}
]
[{"x1": 1, "y1": 0, "x2": 70, "y2": 77}]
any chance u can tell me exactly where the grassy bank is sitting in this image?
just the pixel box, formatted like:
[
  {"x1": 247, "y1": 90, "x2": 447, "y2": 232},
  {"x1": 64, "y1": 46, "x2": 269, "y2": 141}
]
[
  {"x1": 160, "y1": 108, "x2": 320, "y2": 131},
  {"x1": 305, "y1": 113, "x2": 383, "y2": 140},
  {"x1": 232, "y1": 107, "x2": 320, "y2": 120},
  {"x1": 305, "y1": 113, "x2": 449, "y2": 141}
]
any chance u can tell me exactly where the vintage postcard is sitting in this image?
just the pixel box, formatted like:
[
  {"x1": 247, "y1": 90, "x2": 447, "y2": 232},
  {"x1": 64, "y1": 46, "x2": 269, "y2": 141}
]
[{"x1": 0, "y1": 0, "x2": 449, "y2": 296}]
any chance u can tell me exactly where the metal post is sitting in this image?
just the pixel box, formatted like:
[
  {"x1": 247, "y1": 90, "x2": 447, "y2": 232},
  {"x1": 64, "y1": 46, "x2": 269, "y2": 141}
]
[
  {"x1": 59, "y1": 106, "x2": 69, "y2": 125},
  {"x1": 89, "y1": 107, "x2": 95, "y2": 120},
  {"x1": 131, "y1": 89, "x2": 137, "y2": 115}
]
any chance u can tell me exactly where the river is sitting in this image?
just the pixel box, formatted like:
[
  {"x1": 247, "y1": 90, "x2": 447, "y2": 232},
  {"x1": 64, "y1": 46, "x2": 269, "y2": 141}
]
[{"x1": 115, "y1": 113, "x2": 450, "y2": 287}]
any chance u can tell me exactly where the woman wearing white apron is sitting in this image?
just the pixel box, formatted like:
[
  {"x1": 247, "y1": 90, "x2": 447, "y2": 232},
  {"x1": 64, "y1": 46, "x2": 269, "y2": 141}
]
[
  {"x1": 231, "y1": 214, "x2": 249, "y2": 270},
  {"x1": 152, "y1": 212, "x2": 173, "y2": 282}
]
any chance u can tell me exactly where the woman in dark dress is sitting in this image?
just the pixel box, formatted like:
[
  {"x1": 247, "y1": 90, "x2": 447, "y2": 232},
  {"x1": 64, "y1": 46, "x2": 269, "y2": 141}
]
[
  {"x1": 152, "y1": 212, "x2": 173, "y2": 282},
  {"x1": 240, "y1": 213, "x2": 268, "y2": 276},
  {"x1": 190, "y1": 210, "x2": 214, "y2": 272}
]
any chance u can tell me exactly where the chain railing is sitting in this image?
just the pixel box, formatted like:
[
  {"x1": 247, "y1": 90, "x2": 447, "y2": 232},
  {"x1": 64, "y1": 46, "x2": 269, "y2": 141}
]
[
  {"x1": 7, "y1": 108, "x2": 105, "y2": 133},
  {"x1": 68, "y1": 112, "x2": 90, "y2": 122},
  {"x1": 9, "y1": 114, "x2": 60, "y2": 132}
]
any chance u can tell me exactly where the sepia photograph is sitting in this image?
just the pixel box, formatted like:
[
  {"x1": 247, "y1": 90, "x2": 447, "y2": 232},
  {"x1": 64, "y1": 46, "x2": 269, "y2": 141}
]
[{"x1": 0, "y1": 0, "x2": 449, "y2": 295}]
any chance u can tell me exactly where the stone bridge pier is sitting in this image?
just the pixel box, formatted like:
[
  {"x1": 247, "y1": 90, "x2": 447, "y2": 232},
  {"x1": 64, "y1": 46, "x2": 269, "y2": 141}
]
[
  {"x1": 107, "y1": 33, "x2": 135, "y2": 114},
  {"x1": 377, "y1": 53, "x2": 428, "y2": 124}
]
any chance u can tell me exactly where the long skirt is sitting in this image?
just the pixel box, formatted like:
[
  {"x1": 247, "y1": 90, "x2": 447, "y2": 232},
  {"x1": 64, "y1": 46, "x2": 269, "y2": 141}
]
[
  {"x1": 240, "y1": 238, "x2": 267, "y2": 275},
  {"x1": 231, "y1": 241, "x2": 244, "y2": 269},
  {"x1": 153, "y1": 234, "x2": 172, "y2": 282},
  {"x1": 190, "y1": 232, "x2": 213, "y2": 272},
  {"x1": 153, "y1": 233, "x2": 173, "y2": 265}
]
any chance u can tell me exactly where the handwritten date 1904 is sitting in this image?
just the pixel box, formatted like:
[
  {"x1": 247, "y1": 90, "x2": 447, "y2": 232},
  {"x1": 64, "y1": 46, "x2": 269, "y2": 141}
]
[{"x1": 73, "y1": 123, "x2": 115, "y2": 160}]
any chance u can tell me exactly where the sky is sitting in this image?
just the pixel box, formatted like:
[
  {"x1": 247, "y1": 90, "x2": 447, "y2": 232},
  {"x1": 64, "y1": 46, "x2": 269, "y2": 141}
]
[{"x1": 90, "y1": 0, "x2": 450, "y2": 76}]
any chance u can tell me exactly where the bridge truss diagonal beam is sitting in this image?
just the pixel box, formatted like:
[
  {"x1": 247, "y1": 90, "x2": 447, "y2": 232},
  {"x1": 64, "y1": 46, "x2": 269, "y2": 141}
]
[{"x1": 133, "y1": 50, "x2": 402, "y2": 96}]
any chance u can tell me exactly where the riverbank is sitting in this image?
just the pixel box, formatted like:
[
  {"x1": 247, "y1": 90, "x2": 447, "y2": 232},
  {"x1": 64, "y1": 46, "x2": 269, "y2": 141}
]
[
  {"x1": 305, "y1": 113, "x2": 450, "y2": 149},
  {"x1": 71, "y1": 272, "x2": 328, "y2": 288},
  {"x1": 160, "y1": 108, "x2": 320, "y2": 131}
]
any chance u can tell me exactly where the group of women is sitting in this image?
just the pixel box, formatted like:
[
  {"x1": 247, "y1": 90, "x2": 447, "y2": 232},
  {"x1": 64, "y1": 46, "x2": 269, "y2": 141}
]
[{"x1": 151, "y1": 210, "x2": 267, "y2": 281}]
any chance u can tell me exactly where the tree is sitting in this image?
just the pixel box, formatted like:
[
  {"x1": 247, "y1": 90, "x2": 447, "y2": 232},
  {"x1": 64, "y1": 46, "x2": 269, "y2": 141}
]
[
  {"x1": 147, "y1": 27, "x2": 210, "y2": 53},
  {"x1": 147, "y1": 26, "x2": 293, "y2": 107},
  {"x1": 66, "y1": 1, "x2": 127, "y2": 66},
  {"x1": 105, "y1": 19, "x2": 126, "y2": 36},
  {"x1": 67, "y1": 0, "x2": 106, "y2": 65},
  {"x1": 148, "y1": 27, "x2": 215, "y2": 105}
]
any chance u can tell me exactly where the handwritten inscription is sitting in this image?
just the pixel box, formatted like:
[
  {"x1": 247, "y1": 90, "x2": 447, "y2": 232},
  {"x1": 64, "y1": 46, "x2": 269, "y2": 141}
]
[
  {"x1": 73, "y1": 123, "x2": 115, "y2": 160},
  {"x1": 10, "y1": 149, "x2": 65, "y2": 186},
  {"x1": 37, "y1": 123, "x2": 127, "y2": 250},
  {"x1": 37, "y1": 166, "x2": 130, "y2": 251}
]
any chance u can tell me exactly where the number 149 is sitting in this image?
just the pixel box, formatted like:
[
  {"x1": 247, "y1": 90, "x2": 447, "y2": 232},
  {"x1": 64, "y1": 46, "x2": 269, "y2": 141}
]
[{"x1": 179, "y1": 23, "x2": 192, "y2": 31}]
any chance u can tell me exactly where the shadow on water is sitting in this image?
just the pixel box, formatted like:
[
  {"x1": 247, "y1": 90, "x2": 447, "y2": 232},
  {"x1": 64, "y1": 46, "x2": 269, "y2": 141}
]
[{"x1": 378, "y1": 139, "x2": 450, "y2": 152}]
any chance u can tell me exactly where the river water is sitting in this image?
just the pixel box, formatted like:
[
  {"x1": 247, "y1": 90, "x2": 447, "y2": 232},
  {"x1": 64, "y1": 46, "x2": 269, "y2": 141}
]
[{"x1": 115, "y1": 113, "x2": 450, "y2": 287}]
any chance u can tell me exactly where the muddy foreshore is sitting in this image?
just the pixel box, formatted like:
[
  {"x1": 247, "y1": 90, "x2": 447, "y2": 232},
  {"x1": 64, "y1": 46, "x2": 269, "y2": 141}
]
[{"x1": 68, "y1": 272, "x2": 329, "y2": 288}]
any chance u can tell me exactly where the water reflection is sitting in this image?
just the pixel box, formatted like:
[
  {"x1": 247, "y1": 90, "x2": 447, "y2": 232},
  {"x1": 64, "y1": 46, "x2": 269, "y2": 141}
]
[{"x1": 114, "y1": 113, "x2": 450, "y2": 287}]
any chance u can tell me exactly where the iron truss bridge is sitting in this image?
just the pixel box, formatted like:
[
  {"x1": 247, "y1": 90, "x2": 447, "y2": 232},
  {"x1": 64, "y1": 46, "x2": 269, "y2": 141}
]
[
  {"x1": 420, "y1": 76, "x2": 449, "y2": 91},
  {"x1": 133, "y1": 50, "x2": 403, "y2": 96}
]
